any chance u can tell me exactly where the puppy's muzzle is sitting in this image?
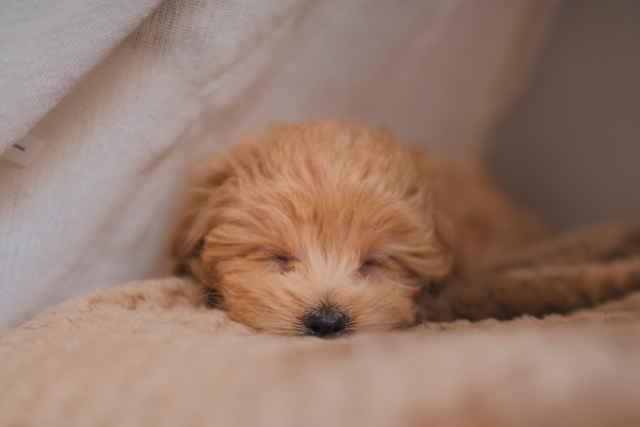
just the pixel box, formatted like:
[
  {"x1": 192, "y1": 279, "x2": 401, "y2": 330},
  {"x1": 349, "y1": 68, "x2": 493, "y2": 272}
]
[{"x1": 303, "y1": 308, "x2": 349, "y2": 338}]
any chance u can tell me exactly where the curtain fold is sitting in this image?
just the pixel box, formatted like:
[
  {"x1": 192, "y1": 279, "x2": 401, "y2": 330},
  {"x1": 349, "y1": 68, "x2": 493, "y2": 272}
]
[{"x1": 0, "y1": 0, "x2": 164, "y2": 153}]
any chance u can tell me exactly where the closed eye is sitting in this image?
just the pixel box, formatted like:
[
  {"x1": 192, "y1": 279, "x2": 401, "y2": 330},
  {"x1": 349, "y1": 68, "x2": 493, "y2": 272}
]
[
  {"x1": 273, "y1": 254, "x2": 291, "y2": 263},
  {"x1": 267, "y1": 252, "x2": 299, "y2": 273},
  {"x1": 360, "y1": 259, "x2": 379, "y2": 268},
  {"x1": 359, "y1": 258, "x2": 385, "y2": 273},
  {"x1": 247, "y1": 250, "x2": 296, "y2": 272}
]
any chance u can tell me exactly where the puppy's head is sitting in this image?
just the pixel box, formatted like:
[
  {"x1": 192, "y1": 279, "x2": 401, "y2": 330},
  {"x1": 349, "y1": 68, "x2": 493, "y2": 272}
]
[{"x1": 170, "y1": 120, "x2": 453, "y2": 336}]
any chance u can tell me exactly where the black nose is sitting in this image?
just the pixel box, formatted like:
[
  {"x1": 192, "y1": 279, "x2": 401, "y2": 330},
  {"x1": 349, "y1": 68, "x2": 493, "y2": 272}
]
[{"x1": 303, "y1": 310, "x2": 348, "y2": 337}]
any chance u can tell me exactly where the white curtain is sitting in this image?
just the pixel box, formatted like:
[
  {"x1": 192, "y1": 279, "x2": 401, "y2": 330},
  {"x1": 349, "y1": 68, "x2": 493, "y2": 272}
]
[{"x1": 0, "y1": 0, "x2": 557, "y2": 326}]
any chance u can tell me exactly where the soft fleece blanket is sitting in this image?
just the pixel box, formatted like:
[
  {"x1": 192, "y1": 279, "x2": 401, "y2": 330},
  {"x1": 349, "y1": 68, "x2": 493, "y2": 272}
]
[{"x1": 2, "y1": 275, "x2": 639, "y2": 427}]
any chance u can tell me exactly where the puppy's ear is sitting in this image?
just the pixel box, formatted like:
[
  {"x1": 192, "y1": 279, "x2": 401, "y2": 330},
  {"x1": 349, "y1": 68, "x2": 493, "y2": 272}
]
[
  {"x1": 406, "y1": 148, "x2": 457, "y2": 285},
  {"x1": 169, "y1": 126, "x2": 286, "y2": 276},
  {"x1": 168, "y1": 158, "x2": 235, "y2": 276},
  {"x1": 433, "y1": 207, "x2": 457, "y2": 275}
]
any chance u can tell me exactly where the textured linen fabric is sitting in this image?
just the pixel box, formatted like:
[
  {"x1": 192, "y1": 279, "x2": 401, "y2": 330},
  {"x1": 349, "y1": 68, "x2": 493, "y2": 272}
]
[
  {"x1": 0, "y1": 0, "x2": 557, "y2": 326},
  {"x1": 1, "y1": 277, "x2": 639, "y2": 426},
  {"x1": 0, "y1": 0, "x2": 164, "y2": 153}
]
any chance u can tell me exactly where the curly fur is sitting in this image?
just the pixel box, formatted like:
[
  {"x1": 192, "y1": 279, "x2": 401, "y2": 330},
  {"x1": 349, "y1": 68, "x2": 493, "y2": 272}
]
[{"x1": 170, "y1": 120, "x2": 638, "y2": 334}]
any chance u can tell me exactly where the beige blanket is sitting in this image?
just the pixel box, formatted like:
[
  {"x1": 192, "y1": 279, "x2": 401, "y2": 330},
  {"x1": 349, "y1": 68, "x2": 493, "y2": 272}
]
[{"x1": 2, "y1": 276, "x2": 639, "y2": 427}]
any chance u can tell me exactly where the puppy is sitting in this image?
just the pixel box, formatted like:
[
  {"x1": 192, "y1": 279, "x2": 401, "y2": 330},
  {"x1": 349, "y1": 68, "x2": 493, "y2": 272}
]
[{"x1": 170, "y1": 120, "x2": 548, "y2": 336}]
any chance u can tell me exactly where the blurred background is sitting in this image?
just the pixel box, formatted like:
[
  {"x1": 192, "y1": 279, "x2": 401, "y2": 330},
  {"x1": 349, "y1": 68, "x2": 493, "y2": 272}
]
[{"x1": 487, "y1": 0, "x2": 640, "y2": 230}]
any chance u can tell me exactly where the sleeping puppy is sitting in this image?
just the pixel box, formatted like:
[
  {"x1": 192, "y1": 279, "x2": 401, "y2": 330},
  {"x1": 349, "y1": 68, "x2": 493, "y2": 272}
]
[
  {"x1": 169, "y1": 120, "x2": 552, "y2": 336},
  {"x1": 168, "y1": 120, "x2": 566, "y2": 335}
]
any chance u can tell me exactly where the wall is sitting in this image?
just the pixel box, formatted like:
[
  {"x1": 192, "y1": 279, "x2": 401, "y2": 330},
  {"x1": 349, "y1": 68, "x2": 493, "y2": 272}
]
[{"x1": 486, "y1": 0, "x2": 640, "y2": 229}]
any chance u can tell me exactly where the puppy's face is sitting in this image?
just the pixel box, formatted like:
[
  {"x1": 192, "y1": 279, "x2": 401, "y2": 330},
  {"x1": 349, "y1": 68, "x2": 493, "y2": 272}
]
[{"x1": 171, "y1": 121, "x2": 453, "y2": 336}]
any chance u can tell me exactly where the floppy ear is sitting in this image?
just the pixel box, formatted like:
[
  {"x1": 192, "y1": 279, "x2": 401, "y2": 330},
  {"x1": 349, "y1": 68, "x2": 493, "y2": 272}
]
[
  {"x1": 411, "y1": 148, "x2": 457, "y2": 277},
  {"x1": 169, "y1": 124, "x2": 290, "y2": 276},
  {"x1": 168, "y1": 158, "x2": 235, "y2": 276}
]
